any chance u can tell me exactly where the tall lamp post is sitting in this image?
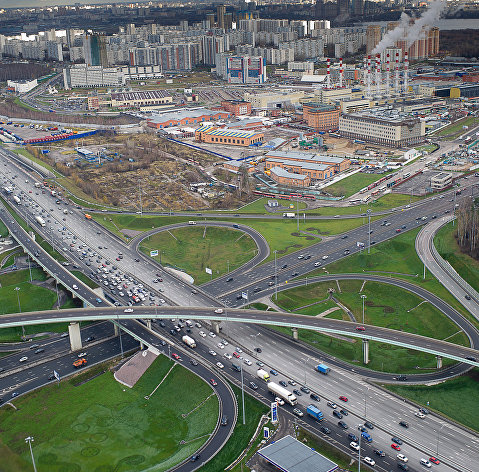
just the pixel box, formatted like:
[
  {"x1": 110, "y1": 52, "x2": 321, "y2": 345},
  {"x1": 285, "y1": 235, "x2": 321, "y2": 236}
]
[
  {"x1": 367, "y1": 209, "x2": 372, "y2": 254},
  {"x1": 25, "y1": 436, "x2": 37, "y2": 472},
  {"x1": 360, "y1": 294, "x2": 367, "y2": 324},
  {"x1": 15, "y1": 287, "x2": 25, "y2": 338},
  {"x1": 274, "y1": 250, "x2": 278, "y2": 300}
]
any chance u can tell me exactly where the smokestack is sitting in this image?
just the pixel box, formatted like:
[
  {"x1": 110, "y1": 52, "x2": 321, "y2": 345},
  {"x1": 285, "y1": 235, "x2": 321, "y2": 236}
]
[
  {"x1": 375, "y1": 54, "x2": 380, "y2": 95},
  {"x1": 327, "y1": 58, "x2": 331, "y2": 88},
  {"x1": 395, "y1": 51, "x2": 399, "y2": 94},
  {"x1": 339, "y1": 57, "x2": 343, "y2": 88},
  {"x1": 386, "y1": 53, "x2": 390, "y2": 96},
  {"x1": 404, "y1": 51, "x2": 409, "y2": 94},
  {"x1": 367, "y1": 55, "x2": 371, "y2": 99},
  {"x1": 362, "y1": 56, "x2": 367, "y2": 85}
]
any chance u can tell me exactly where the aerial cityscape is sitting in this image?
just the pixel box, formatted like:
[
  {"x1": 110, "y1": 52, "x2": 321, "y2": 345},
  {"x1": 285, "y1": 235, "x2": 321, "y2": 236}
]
[{"x1": 0, "y1": 0, "x2": 478, "y2": 471}]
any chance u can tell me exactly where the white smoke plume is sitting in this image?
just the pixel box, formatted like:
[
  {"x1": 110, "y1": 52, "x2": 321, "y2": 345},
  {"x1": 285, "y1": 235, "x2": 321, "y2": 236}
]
[{"x1": 371, "y1": 0, "x2": 446, "y2": 55}]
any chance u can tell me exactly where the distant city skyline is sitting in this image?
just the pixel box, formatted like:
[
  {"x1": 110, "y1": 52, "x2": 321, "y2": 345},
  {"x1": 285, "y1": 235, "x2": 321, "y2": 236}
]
[{"x1": 0, "y1": 0, "x2": 137, "y2": 7}]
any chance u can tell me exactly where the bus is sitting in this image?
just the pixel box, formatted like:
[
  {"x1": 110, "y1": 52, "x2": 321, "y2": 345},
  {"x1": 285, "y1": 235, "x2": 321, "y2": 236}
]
[
  {"x1": 362, "y1": 196, "x2": 371, "y2": 203},
  {"x1": 359, "y1": 187, "x2": 368, "y2": 194},
  {"x1": 349, "y1": 199, "x2": 362, "y2": 205},
  {"x1": 371, "y1": 190, "x2": 380, "y2": 196}
]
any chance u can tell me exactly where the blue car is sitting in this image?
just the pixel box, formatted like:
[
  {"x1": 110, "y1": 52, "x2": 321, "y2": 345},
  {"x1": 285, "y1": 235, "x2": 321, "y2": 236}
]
[
  {"x1": 270, "y1": 369, "x2": 278, "y2": 376},
  {"x1": 95, "y1": 298, "x2": 102, "y2": 304}
]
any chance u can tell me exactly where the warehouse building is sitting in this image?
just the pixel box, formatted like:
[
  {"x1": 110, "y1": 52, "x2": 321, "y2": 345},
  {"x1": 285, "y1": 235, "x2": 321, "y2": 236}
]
[
  {"x1": 270, "y1": 167, "x2": 311, "y2": 187},
  {"x1": 265, "y1": 157, "x2": 334, "y2": 180},
  {"x1": 195, "y1": 124, "x2": 264, "y2": 147},
  {"x1": 111, "y1": 90, "x2": 173, "y2": 108},
  {"x1": 431, "y1": 172, "x2": 453, "y2": 190},
  {"x1": 339, "y1": 108, "x2": 425, "y2": 148},
  {"x1": 221, "y1": 99, "x2": 252, "y2": 116},
  {"x1": 265, "y1": 150, "x2": 350, "y2": 173},
  {"x1": 146, "y1": 109, "x2": 231, "y2": 129}
]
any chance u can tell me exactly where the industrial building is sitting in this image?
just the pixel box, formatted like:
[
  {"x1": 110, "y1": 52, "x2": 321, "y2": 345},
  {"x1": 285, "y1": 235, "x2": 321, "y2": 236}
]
[
  {"x1": 302, "y1": 103, "x2": 340, "y2": 131},
  {"x1": 265, "y1": 157, "x2": 335, "y2": 180},
  {"x1": 195, "y1": 124, "x2": 264, "y2": 146},
  {"x1": 270, "y1": 167, "x2": 311, "y2": 187},
  {"x1": 6, "y1": 78, "x2": 38, "y2": 93},
  {"x1": 339, "y1": 108, "x2": 425, "y2": 148},
  {"x1": 244, "y1": 90, "x2": 309, "y2": 110},
  {"x1": 431, "y1": 172, "x2": 453, "y2": 190},
  {"x1": 110, "y1": 90, "x2": 173, "y2": 108},
  {"x1": 221, "y1": 100, "x2": 252, "y2": 116},
  {"x1": 146, "y1": 109, "x2": 231, "y2": 129},
  {"x1": 226, "y1": 55, "x2": 267, "y2": 84},
  {"x1": 265, "y1": 150, "x2": 350, "y2": 173}
]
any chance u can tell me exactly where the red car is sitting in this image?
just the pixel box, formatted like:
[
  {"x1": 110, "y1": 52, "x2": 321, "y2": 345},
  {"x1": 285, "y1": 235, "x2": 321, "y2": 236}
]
[
  {"x1": 391, "y1": 444, "x2": 401, "y2": 451},
  {"x1": 116, "y1": 257, "x2": 120, "y2": 261},
  {"x1": 172, "y1": 353, "x2": 181, "y2": 360},
  {"x1": 233, "y1": 352, "x2": 240, "y2": 358},
  {"x1": 429, "y1": 457, "x2": 440, "y2": 465},
  {"x1": 356, "y1": 326, "x2": 365, "y2": 331},
  {"x1": 210, "y1": 378, "x2": 217, "y2": 386},
  {"x1": 396, "y1": 228, "x2": 401, "y2": 233},
  {"x1": 339, "y1": 396, "x2": 348, "y2": 402}
]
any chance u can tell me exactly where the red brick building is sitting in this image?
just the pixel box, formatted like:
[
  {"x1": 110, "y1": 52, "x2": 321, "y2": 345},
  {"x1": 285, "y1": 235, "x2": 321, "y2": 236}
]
[
  {"x1": 221, "y1": 100, "x2": 252, "y2": 116},
  {"x1": 302, "y1": 103, "x2": 340, "y2": 131}
]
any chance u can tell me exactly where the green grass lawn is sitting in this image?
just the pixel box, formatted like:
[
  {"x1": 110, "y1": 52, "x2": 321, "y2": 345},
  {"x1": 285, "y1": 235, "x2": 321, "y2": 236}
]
[
  {"x1": 273, "y1": 279, "x2": 468, "y2": 373},
  {"x1": 139, "y1": 226, "x2": 257, "y2": 285},
  {"x1": 0, "y1": 219, "x2": 8, "y2": 237},
  {"x1": 432, "y1": 116, "x2": 479, "y2": 140},
  {"x1": 385, "y1": 369, "x2": 479, "y2": 432},
  {"x1": 323, "y1": 172, "x2": 394, "y2": 198},
  {"x1": 13, "y1": 148, "x2": 57, "y2": 175},
  {"x1": 197, "y1": 383, "x2": 268, "y2": 472},
  {"x1": 95, "y1": 213, "x2": 368, "y2": 263},
  {"x1": 225, "y1": 197, "x2": 306, "y2": 214},
  {"x1": 0, "y1": 247, "x2": 21, "y2": 268},
  {"x1": 434, "y1": 221, "x2": 479, "y2": 293},
  {"x1": 71, "y1": 271, "x2": 100, "y2": 289},
  {"x1": 0, "y1": 356, "x2": 219, "y2": 472}
]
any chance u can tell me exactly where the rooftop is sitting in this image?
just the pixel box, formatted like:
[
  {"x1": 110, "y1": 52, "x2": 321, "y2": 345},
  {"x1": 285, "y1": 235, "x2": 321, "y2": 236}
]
[
  {"x1": 149, "y1": 108, "x2": 223, "y2": 124},
  {"x1": 270, "y1": 167, "x2": 308, "y2": 180},
  {"x1": 267, "y1": 157, "x2": 330, "y2": 171},
  {"x1": 266, "y1": 150, "x2": 345, "y2": 164},
  {"x1": 257, "y1": 435, "x2": 338, "y2": 472}
]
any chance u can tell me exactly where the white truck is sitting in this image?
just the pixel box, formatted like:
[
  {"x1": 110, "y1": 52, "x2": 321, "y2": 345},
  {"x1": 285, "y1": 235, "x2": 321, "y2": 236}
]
[
  {"x1": 257, "y1": 369, "x2": 270, "y2": 382},
  {"x1": 13, "y1": 195, "x2": 21, "y2": 204},
  {"x1": 282, "y1": 212, "x2": 295, "y2": 218},
  {"x1": 182, "y1": 335, "x2": 197, "y2": 348},
  {"x1": 34, "y1": 182, "x2": 42, "y2": 188},
  {"x1": 35, "y1": 216, "x2": 46, "y2": 227},
  {"x1": 267, "y1": 382, "x2": 297, "y2": 405}
]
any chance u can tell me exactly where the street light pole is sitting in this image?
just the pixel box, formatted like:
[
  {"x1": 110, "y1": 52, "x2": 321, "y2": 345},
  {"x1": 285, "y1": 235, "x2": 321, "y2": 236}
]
[
  {"x1": 358, "y1": 425, "x2": 361, "y2": 472},
  {"x1": 361, "y1": 294, "x2": 367, "y2": 324},
  {"x1": 274, "y1": 250, "x2": 278, "y2": 300},
  {"x1": 25, "y1": 436, "x2": 37, "y2": 472},
  {"x1": 117, "y1": 313, "x2": 124, "y2": 358},
  {"x1": 240, "y1": 364, "x2": 246, "y2": 425},
  {"x1": 15, "y1": 287, "x2": 24, "y2": 338},
  {"x1": 367, "y1": 209, "x2": 371, "y2": 254}
]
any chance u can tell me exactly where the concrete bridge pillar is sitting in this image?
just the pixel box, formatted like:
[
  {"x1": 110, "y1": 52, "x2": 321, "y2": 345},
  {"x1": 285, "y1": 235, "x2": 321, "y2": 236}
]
[
  {"x1": 291, "y1": 327, "x2": 298, "y2": 341},
  {"x1": 68, "y1": 322, "x2": 82, "y2": 351},
  {"x1": 114, "y1": 323, "x2": 119, "y2": 336},
  {"x1": 140, "y1": 341, "x2": 145, "y2": 350},
  {"x1": 146, "y1": 319, "x2": 152, "y2": 330},
  {"x1": 436, "y1": 356, "x2": 443, "y2": 369},
  {"x1": 71, "y1": 292, "x2": 77, "y2": 299},
  {"x1": 362, "y1": 339, "x2": 370, "y2": 364},
  {"x1": 211, "y1": 320, "x2": 221, "y2": 335}
]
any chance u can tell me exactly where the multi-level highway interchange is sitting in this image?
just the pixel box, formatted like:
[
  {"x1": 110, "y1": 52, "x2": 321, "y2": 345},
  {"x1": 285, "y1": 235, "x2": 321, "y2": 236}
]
[{"x1": 0, "y1": 132, "x2": 479, "y2": 472}]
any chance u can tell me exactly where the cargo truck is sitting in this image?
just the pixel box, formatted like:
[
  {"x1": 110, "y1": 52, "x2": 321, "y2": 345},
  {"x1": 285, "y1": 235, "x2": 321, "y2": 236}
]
[
  {"x1": 35, "y1": 216, "x2": 46, "y2": 227},
  {"x1": 307, "y1": 404, "x2": 324, "y2": 421},
  {"x1": 13, "y1": 195, "x2": 21, "y2": 204},
  {"x1": 316, "y1": 364, "x2": 331, "y2": 375},
  {"x1": 182, "y1": 335, "x2": 196, "y2": 348},
  {"x1": 282, "y1": 212, "x2": 295, "y2": 218},
  {"x1": 34, "y1": 182, "x2": 41, "y2": 188},
  {"x1": 257, "y1": 369, "x2": 270, "y2": 382},
  {"x1": 267, "y1": 382, "x2": 297, "y2": 405}
]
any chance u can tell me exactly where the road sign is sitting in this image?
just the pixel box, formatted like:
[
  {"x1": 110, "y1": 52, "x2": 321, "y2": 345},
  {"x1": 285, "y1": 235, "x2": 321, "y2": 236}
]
[
  {"x1": 53, "y1": 370, "x2": 60, "y2": 381},
  {"x1": 264, "y1": 427, "x2": 270, "y2": 439},
  {"x1": 271, "y1": 402, "x2": 278, "y2": 424},
  {"x1": 242, "y1": 291, "x2": 248, "y2": 300},
  {"x1": 150, "y1": 250, "x2": 159, "y2": 257},
  {"x1": 205, "y1": 267, "x2": 212, "y2": 275}
]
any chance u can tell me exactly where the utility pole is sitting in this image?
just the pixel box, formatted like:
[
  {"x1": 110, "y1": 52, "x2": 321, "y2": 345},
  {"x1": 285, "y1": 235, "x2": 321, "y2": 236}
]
[
  {"x1": 15, "y1": 287, "x2": 24, "y2": 338},
  {"x1": 367, "y1": 209, "x2": 372, "y2": 254},
  {"x1": 240, "y1": 364, "x2": 246, "y2": 425},
  {"x1": 361, "y1": 294, "x2": 367, "y2": 324},
  {"x1": 296, "y1": 198, "x2": 299, "y2": 232},
  {"x1": 117, "y1": 313, "x2": 124, "y2": 358},
  {"x1": 274, "y1": 250, "x2": 278, "y2": 300},
  {"x1": 138, "y1": 179, "x2": 142, "y2": 215}
]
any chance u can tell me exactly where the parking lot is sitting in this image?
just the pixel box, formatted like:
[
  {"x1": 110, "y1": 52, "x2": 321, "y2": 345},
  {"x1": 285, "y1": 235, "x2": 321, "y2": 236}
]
[{"x1": 393, "y1": 169, "x2": 446, "y2": 196}]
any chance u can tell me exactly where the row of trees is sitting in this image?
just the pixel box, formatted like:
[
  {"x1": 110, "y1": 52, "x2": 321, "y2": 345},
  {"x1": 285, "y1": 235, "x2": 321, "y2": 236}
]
[
  {"x1": 0, "y1": 63, "x2": 52, "y2": 82},
  {"x1": 456, "y1": 197, "x2": 479, "y2": 259}
]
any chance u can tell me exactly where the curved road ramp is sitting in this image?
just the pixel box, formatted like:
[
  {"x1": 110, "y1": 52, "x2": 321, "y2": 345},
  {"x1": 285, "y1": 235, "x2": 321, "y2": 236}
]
[{"x1": 114, "y1": 348, "x2": 158, "y2": 388}]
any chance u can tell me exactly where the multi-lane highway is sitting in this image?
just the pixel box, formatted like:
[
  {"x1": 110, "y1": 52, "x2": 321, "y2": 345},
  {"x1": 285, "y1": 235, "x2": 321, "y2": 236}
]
[{"x1": 1, "y1": 142, "x2": 479, "y2": 471}]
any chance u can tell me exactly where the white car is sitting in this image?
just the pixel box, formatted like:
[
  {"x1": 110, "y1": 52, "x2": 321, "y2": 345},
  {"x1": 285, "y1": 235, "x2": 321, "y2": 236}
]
[
  {"x1": 72, "y1": 284, "x2": 78, "y2": 290},
  {"x1": 19, "y1": 356, "x2": 28, "y2": 362},
  {"x1": 77, "y1": 352, "x2": 87, "y2": 358},
  {"x1": 420, "y1": 458, "x2": 432, "y2": 468},
  {"x1": 223, "y1": 353, "x2": 232, "y2": 360},
  {"x1": 217, "y1": 343, "x2": 225, "y2": 349},
  {"x1": 243, "y1": 359, "x2": 252, "y2": 366},
  {"x1": 124, "y1": 308, "x2": 133, "y2": 313},
  {"x1": 221, "y1": 339, "x2": 229, "y2": 346},
  {"x1": 415, "y1": 411, "x2": 426, "y2": 419},
  {"x1": 235, "y1": 347, "x2": 243, "y2": 353},
  {"x1": 350, "y1": 441, "x2": 360, "y2": 451},
  {"x1": 322, "y1": 255, "x2": 329, "y2": 260},
  {"x1": 214, "y1": 308, "x2": 224, "y2": 314},
  {"x1": 209, "y1": 350, "x2": 217, "y2": 356},
  {"x1": 275, "y1": 397, "x2": 285, "y2": 406},
  {"x1": 199, "y1": 331, "x2": 207, "y2": 337},
  {"x1": 397, "y1": 454, "x2": 408, "y2": 463},
  {"x1": 209, "y1": 332, "x2": 216, "y2": 338},
  {"x1": 216, "y1": 362, "x2": 224, "y2": 369},
  {"x1": 363, "y1": 457, "x2": 375, "y2": 466}
]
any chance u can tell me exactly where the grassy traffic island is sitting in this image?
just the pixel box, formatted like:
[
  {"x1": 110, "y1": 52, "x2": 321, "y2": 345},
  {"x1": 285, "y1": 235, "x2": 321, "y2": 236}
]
[
  {"x1": 0, "y1": 356, "x2": 219, "y2": 472},
  {"x1": 272, "y1": 279, "x2": 469, "y2": 373},
  {"x1": 139, "y1": 226, "x2": 257, "y2": 285}
]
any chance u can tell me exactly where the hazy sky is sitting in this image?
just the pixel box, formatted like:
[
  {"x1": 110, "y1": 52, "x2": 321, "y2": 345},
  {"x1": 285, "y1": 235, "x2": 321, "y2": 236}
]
[{"x1": 0, "y1": 0, "x2": 135, "y2": 7}]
